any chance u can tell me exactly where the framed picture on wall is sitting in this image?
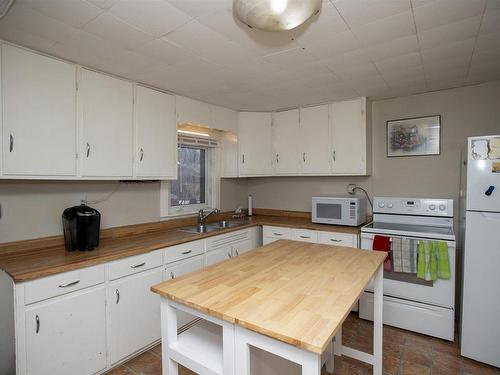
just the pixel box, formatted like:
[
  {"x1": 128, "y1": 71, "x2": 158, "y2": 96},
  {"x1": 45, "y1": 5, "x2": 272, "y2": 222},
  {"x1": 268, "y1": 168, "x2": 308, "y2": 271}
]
[{"x1": 386, "y1": 115, "x2": 441, "y2": 157}]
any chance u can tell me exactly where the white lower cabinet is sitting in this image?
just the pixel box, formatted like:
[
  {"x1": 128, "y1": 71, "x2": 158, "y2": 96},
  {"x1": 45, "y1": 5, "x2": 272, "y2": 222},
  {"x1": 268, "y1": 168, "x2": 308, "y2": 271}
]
[
  {"x1": 263, "y1": 225, "x2": 358, "y2": 248},
  {"x1": 107, "y1": 267, "x2": 163, "y2": 365},
  {"x1": 24, "y1": 286, "x2": 107, "y2": 375},
  {"x1": 206, "y1": 245, "x2": 233, "y2": 266}
]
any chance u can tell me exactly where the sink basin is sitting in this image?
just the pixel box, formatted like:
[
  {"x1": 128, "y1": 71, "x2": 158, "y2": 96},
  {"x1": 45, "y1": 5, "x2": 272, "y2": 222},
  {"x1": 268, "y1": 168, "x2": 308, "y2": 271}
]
[{"x1": 177, "y1": 220, "x2": 246, "y2": 234}]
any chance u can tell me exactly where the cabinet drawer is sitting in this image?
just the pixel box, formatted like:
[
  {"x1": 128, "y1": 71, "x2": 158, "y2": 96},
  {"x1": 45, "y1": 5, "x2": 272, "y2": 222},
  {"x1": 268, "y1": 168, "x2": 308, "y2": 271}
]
[
  {"x1": 206, "y1": 229, "x2": 250, "y2": 251},
  {"x1": 291, "y1": 229, "x2": 318, "y2": 243},
  {"x1": 108, "y1": 250, "x2": 162, "y2": 281},
  {"x1": 317, "y1": 231, "x2": 356, "y2": 248},
  {"x1": 24, "y1": 265, "x2": 105, "y2": 305},
  {"x1": 262, "y1": 226, "x2": 291, "y2": 240},
  {"x1": 166, "y1": 255, "x2": 204, "y2": 281},
  {"x1": 164, "y1": 240, "x2": 204, "y2": 264}
]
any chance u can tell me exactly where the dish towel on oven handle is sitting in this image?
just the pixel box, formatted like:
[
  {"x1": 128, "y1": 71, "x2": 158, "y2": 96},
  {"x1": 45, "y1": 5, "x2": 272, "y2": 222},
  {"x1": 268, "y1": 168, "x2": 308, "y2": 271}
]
[
  {"x1": 417, "y1": 240, "x2": 450, "y2": 281},
  {"x1": 372, "y1": 235, "x2": 392, "y2": 271}
]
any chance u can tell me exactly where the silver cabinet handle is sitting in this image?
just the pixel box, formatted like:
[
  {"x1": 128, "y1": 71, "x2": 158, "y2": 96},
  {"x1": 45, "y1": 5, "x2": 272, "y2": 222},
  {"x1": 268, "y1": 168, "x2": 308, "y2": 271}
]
[
  {"x1": 115, "y1": 289, "x2": 120, "y2": 304},
  {"x1": 139, "y1": 148, "x2": 144, "y2": 162},
  {"x1": 333, "y1": 150, "x2": 336, "y2": 161},
  {"x1": 59, "y1": 280, "x2": 80, "y2": 288},
  {"x1": 234, "y1": 249, "x2": 239, "y2": 256},
  {"x1": 181, "y1": 250, "x2": 192, "y2": 255},
  {"x1": 35, "y1": 315, "x2": 40, "y2": 334},
  {"x1": 9, "y1": 134, "x2": 14, "y2": 152},
  {"x1": 170, "y1": 272, "x2": 175, "y2": 279},
  {"x1": 303, "y1": 152, "x2": 306, "y2": 162},
  {"x1": 273, "y1": 233, "x2": 283, "y2": 236},
  {"x1": 330, "y1": 239, "x2": 342, "y2": 242},
  {"x1": 130, "y1": 262, "x2": 146, "y2": 268},
  {"x1": 276, "y1": 153, "x2": 279, "y2": 163},
  {"x1": 242, "y1": 154, "x2": 245, "y2": 164},
  {"x1": 300, "y1": 235, "x2": 311, "y2": 239},
  {"x1": 86, "y1": 142, "x2": 90, "y2": 158},
  {"x1": 227, "y1": 251, "x2": 232, "y2": 258}
]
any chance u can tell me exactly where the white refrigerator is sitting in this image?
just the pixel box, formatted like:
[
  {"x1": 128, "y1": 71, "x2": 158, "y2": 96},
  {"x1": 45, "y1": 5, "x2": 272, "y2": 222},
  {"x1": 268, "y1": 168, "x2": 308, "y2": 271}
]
[{"x1": 460, "y1": 135, "x2": 500, "y2": 367}]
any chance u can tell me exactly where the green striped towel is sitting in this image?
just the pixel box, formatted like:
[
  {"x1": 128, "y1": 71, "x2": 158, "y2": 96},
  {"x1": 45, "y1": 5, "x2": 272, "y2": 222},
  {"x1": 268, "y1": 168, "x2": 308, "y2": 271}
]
[{"x1": 417, "y1": 240, "x2": 450, "y2": 281}]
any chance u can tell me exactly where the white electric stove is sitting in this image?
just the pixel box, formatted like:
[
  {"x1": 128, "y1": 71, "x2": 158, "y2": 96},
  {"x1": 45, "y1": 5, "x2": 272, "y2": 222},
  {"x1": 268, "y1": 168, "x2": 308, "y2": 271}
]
[{"x1": 360, "y1": 197, "x2": 456, "y2": 341}]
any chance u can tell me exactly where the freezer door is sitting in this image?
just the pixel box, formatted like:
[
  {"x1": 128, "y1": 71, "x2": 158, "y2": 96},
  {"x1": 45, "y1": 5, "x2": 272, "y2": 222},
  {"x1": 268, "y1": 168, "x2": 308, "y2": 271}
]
[
  {"x1": 466, "y1": 136, "x2": 500, "y2": 212},
  {"x1": 461, "y1": 211, "x2": 500, "y2": 367}
]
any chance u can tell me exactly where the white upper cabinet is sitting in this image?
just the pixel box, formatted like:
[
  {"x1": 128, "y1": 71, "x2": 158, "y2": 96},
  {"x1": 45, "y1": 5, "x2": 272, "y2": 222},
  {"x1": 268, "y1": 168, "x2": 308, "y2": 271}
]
[
  {"x1": 2, "y1": 45, "x2": 77, "y2": 176},
  {"x1": 176, "y1": 95, "x2": 212, "y2": 127},
  {"x1": 272, "y1": 109, "x2": 300, "y2": 175},
  {"x1": 238, "y1": 112, "x2": 273, "y2": 176},
  {"x1": 219, "y1": 131, "x2": 238, "y2": 177},
  {"x1": 79, "y1": 69, "x2": 134, "y2": 177},
  {"x1": 135, "y1": 86, "x2": 177, "y2": 179},
  {"x1": 330, "y1": 97, "x2": 369, "y2": 175},
  {"x1": 300, "y1": 105, "x2": 332, "y2": 174},
  {"x1": 212, "y1": 105, "x2": 238, "y2": 133}
]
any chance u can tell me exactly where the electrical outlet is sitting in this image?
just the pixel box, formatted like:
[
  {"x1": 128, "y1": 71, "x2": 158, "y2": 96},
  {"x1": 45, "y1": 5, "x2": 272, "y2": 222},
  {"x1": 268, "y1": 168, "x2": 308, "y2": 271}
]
[{"x1": 347, "y1": 184, "x2": 356, "y2": 195}]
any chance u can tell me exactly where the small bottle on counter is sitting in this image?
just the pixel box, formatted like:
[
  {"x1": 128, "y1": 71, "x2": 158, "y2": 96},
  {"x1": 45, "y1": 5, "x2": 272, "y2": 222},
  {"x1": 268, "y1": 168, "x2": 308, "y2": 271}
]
[{"x1": 248, "y1": 194, "x2": 253, "y2": 216}]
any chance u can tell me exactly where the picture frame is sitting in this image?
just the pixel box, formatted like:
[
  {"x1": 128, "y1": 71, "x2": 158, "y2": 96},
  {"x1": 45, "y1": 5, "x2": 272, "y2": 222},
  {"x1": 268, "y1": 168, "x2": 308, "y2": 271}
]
[{"x1": 386, "y1": 115, "x2": 441, "y2": 157}]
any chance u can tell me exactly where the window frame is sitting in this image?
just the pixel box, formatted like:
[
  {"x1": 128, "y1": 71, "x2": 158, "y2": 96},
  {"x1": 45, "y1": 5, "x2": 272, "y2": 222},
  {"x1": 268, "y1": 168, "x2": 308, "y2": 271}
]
[{"x1": 160, "y1": 143, "x2": 219, "y2": 218}]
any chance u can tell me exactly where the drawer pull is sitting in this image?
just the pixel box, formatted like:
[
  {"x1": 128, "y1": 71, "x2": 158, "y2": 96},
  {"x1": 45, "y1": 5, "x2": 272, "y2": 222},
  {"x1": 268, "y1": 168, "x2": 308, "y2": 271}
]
[
  {"x1": 130, "y1": 262, "x2": 146, "y2": 268},
  {"x1": 273, "y1": 233, "x2": 283, "y2": 236},
  {"x1": 181, "y1": 250, "x2": 192, "y2": 255},
  {"x1": 35, "y1": 315, "x2": 40, "y2": 334},
  {"x1": 300, "y1": 235, "x2": 311, "y2": 239},
  {"x1": 234, "y1": 249, "x2": 239, "y2": 256},
  {"x1": 227, "y1": 251, "x2": 232, "y2": 258},
  {"x1": 116, "y1": 289, "x2": 120, "y2": 304},
  {"x1": 170, "y1": 272, "x2": 175, "y2": 279},
  {"x1": 9, "y1": 134, "x2": 14, "y2": 152},
  {"x1": 58, "y1": 280, "x2": 80, "y2": 288},
  {"x1": 330, "y1": 239, "x2": 342, "y2": 242}
]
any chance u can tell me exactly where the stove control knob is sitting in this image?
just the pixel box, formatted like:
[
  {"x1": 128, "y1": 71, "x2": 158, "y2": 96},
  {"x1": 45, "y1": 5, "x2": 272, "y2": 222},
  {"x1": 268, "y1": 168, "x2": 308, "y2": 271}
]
[
  {"x1": 429, "y1": 204, "x2": 436, "y2": 210},
  {"x1": 387, "y1": 203, "x2": 393, "y2": 208},
  {"x1": 378, "y1": 202, "x2": 385, "y2": 208},
  {"x1": 439, "y1": 204, "x2": 446, "y2": 211}
]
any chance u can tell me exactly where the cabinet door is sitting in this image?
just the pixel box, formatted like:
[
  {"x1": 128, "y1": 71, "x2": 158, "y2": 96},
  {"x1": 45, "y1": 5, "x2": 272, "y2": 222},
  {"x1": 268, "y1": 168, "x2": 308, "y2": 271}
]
[
  {"x1": 272, "y1": 109, "x2": 300, "y2": 175},
  {"x1": 232, "y1": 239, "x2": 254, "y2": 256},
  {"x1": 2, "y1": 45, "x2": 77, "y2": 176},
  {"x1": 331, "y1": 98, "x2": 366, "y2": 174},
  {"x1": 80, "y1": 69, "x2": 134, "y2": 177},
  {"x1": 25, "y1": 287, "x2": 106, "y2": 375},
  {"x1": 219, "y1": 131, "x2": 238, "y2": 177},
  {"x1": 165, "y1": 256, "x2": 204, "y2": 328},
  {"x1": 176, "y1": 95, "x2": 212, "y2": 127},
  {"x1": 206, "y1": 246, "x2": 233, "y2": 266},
  {"x1": 238, "y1": 112, "x2": 273, "y2": 176},
  {"x1": 300, "y1": 105, "x2": 332, "y2": 174},
  {"x1": 135, "y1": 86, "x2": 177, "y2": 179},
  {"x1": 108, "y1": 267, "x2": 163, "y2": 365}
]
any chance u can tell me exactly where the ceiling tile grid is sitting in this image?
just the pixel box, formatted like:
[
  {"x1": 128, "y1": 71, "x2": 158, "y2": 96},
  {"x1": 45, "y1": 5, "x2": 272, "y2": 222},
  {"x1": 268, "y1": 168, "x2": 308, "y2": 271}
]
[{"x1": 0, "y1": 0, "x2": 497, "y2": 111}]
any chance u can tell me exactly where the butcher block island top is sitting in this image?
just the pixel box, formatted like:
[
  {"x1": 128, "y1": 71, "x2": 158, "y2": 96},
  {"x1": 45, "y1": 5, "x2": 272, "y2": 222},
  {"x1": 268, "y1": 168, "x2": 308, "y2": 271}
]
[{"x1": 151, "y1": 239, "x2": 386, "y2": 354}]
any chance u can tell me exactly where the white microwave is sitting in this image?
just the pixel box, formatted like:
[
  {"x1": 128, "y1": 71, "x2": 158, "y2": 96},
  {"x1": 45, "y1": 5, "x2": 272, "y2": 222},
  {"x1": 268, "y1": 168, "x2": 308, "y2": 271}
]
[{"x1": 312, "y1": 196, "x2": 367, "y2": 226}]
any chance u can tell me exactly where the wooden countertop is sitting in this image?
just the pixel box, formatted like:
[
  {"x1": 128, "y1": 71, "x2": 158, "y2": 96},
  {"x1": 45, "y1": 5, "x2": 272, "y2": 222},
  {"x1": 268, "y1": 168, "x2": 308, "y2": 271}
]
[
  {"x1": 151, "y1": 240, "x2": 386, "y2": 354},
  {"x1": 0, "y1": 213, "x2": 365, "y2": 282}
]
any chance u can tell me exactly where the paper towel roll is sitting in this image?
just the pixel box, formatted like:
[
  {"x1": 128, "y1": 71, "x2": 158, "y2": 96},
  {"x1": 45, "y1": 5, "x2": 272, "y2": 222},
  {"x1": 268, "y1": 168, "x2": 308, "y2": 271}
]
[{"x1": 248, "y1": 195, "x2": 253, "y2": 216}]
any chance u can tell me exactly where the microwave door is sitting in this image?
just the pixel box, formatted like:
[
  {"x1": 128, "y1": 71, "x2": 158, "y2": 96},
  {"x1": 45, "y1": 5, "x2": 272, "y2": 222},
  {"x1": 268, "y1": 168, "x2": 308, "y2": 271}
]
[{"x1": 315, "y1": 200, "x2": 343, "y2": 224}]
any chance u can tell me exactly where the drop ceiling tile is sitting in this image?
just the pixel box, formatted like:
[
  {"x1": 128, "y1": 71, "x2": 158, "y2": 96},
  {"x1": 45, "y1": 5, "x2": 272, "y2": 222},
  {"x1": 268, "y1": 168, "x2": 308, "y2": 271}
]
[
  {"x1": 134, "y1": 38, "x2": 193, "y2": 66},
  {"x1": 485, "y1": 0, "x2": 500, "y2": 11},
  {"x1": 374, "y1": 52, "x2": 422, "y2": 73},
  {"x1": 350, "y1": 11, "x2": 416, "y2": 46},
  {"x1": 167, "y1": 0, "x2": 232, "y2": 19},
  {"x1": 475, "y1": 31, "x2": 500, "y2": 51},
  {"x1": 382, "y1": 65, "x2": 425, "y2": 82},
  {"x1": 47, "y1": 42, "x2": 116, "y2": 72},
  {"x1": 333, "y1": 0, "x2": 410, "y2": 27},
  {"x1": 83, "y1": 12, "x2": 154, "y2": 51},
  {"x1": 86, "y1": 0, "x2": 119, "y2": 10},
  {"x1": 304, "y1": 30, "x2": 361, "y2": 59},
  {"x1": 467, "y1": 59, "x2": 500, "y2": 83},
  {"x1": 262, "y1": 47, "x2": 316, "y2": 69},
  {"x1": 363, "y1": 34, "x2": 420, "y2": 61},
  {"x1": 480, "y1": 8, "x2": 500, "y2": 34},
  {"x1": 334, "y1": 62, "x2": 380, "y2": 80},
  {"x1": 418, "y1": 16, "x2": 482, "y2": 50},
  {"x1": 0, "y1": 24, "x2": 56, "y2": 52},
  {"x1": 421, "y1": 38, "x2": 475, "y2": 64},
  {"x1": 108, "y1": 0, "x2": 192, "y2": 37},
  {"x1": 412, "y1": 0, "x2": 486, "y2": 31},
  {"x1": 17, "y1": 0, "x2": 103, "y2": 28}
]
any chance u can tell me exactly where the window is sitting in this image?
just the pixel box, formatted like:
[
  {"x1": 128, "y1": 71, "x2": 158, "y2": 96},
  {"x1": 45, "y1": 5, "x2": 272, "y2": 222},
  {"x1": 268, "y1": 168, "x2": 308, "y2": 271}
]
[{"x1": 170, "y1": 146, "x2": 207, "y2": 207}]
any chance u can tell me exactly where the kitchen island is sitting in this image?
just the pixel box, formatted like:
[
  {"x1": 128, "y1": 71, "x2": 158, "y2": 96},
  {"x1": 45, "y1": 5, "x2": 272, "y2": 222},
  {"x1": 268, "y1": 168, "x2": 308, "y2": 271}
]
[{"x1": 151, "y1": 240, "x2": 386, "y2": 375}]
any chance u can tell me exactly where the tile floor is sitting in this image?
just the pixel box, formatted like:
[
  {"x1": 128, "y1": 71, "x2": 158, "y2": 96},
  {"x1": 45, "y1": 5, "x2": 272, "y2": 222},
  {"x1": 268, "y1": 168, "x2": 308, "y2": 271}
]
[{"x1": 106, "y1": 313, "x2": 499, "y2": 375}]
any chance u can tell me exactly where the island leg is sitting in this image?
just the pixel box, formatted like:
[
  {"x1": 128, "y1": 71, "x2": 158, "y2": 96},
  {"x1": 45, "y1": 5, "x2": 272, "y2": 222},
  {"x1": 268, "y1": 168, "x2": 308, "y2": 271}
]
[
  {"x1": 161, "y1": 298, "x2": 179, "y2": 375},
  {"x1": 373, "y1": 265, "x2": 384, "y2": 375}
]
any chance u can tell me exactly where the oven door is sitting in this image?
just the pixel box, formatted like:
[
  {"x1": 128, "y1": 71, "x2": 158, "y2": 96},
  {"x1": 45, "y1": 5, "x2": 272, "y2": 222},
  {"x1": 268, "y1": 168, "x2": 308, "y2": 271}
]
[
  {"x1": 361, "y1": 232, "x2": 455, "y2": 309},
  {"x1": 312, "y1": 198, "x2": 347, "y2": 225}
]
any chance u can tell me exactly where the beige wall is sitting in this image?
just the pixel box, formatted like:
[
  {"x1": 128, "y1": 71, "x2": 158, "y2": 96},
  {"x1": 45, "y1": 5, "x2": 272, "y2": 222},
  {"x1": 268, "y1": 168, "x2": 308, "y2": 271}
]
[{"x1": 248, "y1": 81, "x2": 500, "y2": 213}]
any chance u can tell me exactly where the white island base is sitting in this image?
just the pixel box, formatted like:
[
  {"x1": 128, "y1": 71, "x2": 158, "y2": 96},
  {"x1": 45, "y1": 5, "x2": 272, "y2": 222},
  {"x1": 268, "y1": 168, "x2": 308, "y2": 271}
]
[{"x1": 159, "y1": 267, "x2": 383, "y2": 375}]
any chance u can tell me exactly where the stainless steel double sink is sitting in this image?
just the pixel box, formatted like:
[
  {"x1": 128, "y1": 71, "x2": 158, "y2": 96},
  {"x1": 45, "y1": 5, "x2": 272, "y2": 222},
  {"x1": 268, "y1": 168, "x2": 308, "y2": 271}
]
[{"x1": 177, "y1": 220, "x2": 247, "y2": 234}]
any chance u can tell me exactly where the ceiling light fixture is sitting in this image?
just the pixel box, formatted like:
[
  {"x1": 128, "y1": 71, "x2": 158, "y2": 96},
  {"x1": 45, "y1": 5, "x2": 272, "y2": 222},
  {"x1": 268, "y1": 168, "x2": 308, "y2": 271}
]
[
  {"x1": 233, "y1": 0, "x2": 322, "y2": 32},
  {"x1": 177, "y1": 129, "x2": 210, "y2": 137}
]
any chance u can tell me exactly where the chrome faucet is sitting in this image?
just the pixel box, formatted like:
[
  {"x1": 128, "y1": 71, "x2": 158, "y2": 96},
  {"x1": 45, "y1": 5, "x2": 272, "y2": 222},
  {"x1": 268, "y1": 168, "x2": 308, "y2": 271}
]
[{"x1": 197, "y1": 208, "x2": 220, "y2": 226}]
